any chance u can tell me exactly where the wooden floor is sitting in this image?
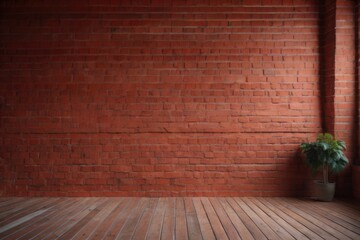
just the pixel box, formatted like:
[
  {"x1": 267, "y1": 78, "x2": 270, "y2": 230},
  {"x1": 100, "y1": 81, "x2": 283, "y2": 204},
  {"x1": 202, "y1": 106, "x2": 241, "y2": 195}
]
[{"x1": 0, "y1": 197, "x2": 359, "y2": 240}]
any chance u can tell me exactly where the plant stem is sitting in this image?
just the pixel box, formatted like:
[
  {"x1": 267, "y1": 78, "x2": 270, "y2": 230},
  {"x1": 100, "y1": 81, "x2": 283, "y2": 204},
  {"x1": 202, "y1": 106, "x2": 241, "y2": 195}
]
[{"x1": 323, "y1": 165, "x2": 328, "y2": 184}]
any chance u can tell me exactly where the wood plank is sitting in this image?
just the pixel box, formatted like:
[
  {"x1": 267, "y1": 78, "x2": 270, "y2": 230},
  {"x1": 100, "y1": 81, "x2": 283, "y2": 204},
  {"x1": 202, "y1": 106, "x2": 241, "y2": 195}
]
[
  {"x1": 0, "y1": 197, "x2": 359, "y2": 240},
  {"x1": 243, "y1": 197, "x2": 295, "y2": 240},
  {"x1": 282, "y1": 198, "x2": 359, "y2": 239},
  {"x1": 0, "y1": 198, "x2": 25, "y2": 209},
  {"x1": 258, "y1": 198, "x2": 321, "y2": 240},
  {"x1": 250, "y1": 198, "x2": 309, "y2": 240},
  {"x1": 302, "y1": 199, "x2": 360, "y2": 226},
  {"x1": 193, "y1": 198, "x2": 216, "y2": 240},
  {"x1": 328, "y1": 200, "x2": 360, "y2": 215},
  {"x1": 267, "y1": 198, "x2": 336, "y2": 240},
  {"x1": 28, "y1": 198, "x2": 96, "y2": 239},
  {"x1": 268, "y1": 198, "x2": 338, "y2": 240},
  {"x1": 300, "y1": 199, "x2": 360, "y2": 228},
  {"x1": 88, "y1": 198, "x2": 129, "y2": 240},
  {"x1": 0, "y1": 198, "x2": 60, "y2": 227},
  {"x1": 336, "y1": 199, "x2": 360, "y2": 212},
  {"x1": 218, "y1": 198, "x2": 254, "y2": 240},
  {"x1": 209, "y1": 197, "x2": 241, "y2": 240},
  {"x1": 160, "y1": 198, "x2": 176, "y2": 240},
  {"x1": 103, "y1": 198, "x2": 141, "y2": 240},
  {"x1": 226, "y1": 198, "x2": 266, "y2": 240},
  {"x1": 0, "y1": 198, "x2": 73, "y2": 239},
  {"x1": 175, "y1": 198, "x2": 189, "y2": 240},
  {"x1": 16, "y1": 198, "x2": 90, "y2": 240},
  {"x1": 281, "y1": 198, "x2": 355, "y2": 239},
  {"x1": 131, "y1": 198, "x2": 158, "y2": 240},
  {"x1": 0, "y1": 197, "x2": 40, "y2": 210},
  {"x1": 201, "y1": 197, "x2": 229, "y2": 240},
  {"x1": 0, "y1": 198, "x2": 50, "y2": 223},
  {"x1": 52, "y1": 198, "x2": 109, "y2": 240},
  {"x1": 0, "y1": 208, "x2": 48, "y2": 233},
  {"x1": 0, "y1": 198, "x2": 29, "y2": 213},
  {"x1": 116, "y1": 198, "x2": 148, "y2": 240},
  {"x1": 234, "y1": 198, "x2": 280, "y2": 240},
  {"x1": 0, "y1": 198, "x2": 11, "y2": 203},
  {"x1": 72, "y1": 198, "x2": 121, "y2": 240},
  {"x1": 184, "y1": 197, "x2": 203, "y2": 240},
  {"x1": 146, "y1": 197, "x2": 167, "y2": 240}
]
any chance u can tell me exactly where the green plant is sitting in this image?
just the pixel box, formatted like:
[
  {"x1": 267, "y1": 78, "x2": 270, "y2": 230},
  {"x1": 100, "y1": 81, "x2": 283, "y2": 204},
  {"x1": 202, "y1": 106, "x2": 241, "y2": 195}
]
[{"x1": 300, "y1": 133, "x2": 349, "y2": 184}]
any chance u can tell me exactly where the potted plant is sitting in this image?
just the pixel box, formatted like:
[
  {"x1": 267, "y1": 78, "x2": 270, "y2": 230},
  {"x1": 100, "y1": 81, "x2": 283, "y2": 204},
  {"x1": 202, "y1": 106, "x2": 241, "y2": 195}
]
[{"x1": 300, "y1": 133, "x2": 349, "y2": 201}]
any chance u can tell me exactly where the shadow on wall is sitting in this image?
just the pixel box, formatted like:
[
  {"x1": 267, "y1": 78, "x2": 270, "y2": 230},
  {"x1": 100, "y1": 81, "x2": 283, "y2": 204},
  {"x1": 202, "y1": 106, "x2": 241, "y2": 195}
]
[{"x1": 353, "y1": 166, "x2": 360, "y2": 199}]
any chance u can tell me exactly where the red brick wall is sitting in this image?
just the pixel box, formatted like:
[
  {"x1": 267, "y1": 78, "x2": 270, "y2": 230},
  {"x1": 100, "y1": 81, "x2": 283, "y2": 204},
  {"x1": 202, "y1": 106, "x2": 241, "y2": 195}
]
[
  {"x1": 354, "y1": 1, "x2": 360, "y2": 200},
  {"x1": 323, "y1": 0, "x2": 336, "y2": 134},
  {"x1": 323, "y1": 0, "x2": 357, "y2": 196},
  {"x1": 358, "y1": 0, "x2": 360, "y2": 167},
  {"x1": 0, "y1": 0, "x2": 325, "y2": 196}
]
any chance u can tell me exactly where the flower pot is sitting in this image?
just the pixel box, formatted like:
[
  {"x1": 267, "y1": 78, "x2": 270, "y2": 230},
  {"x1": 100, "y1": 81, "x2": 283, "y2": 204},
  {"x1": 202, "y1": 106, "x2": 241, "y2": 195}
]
[{"x1": 314, "y1": 180, "x2": 335, "y2": 201}]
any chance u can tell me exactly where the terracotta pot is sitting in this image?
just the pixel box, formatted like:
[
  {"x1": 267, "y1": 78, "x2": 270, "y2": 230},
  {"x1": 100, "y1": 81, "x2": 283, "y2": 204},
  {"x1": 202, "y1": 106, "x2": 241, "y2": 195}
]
[
  {"x1": 353, "y1": 165, "x2": 360, "y2": 200},
  {"x1": 314, "y1": 180, "x2": 335, "y2": 201}
]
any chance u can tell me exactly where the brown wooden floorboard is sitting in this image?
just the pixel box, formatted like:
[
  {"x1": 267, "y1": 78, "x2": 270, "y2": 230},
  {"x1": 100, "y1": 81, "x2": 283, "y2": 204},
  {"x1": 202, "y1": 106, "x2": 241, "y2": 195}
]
[
  {"x1": 73, "y1": 198, "x2": 120, "y2": 240},
  {"x1": 226, "y1": 197, "x2": 266, "y2": 240},
  {"x1": 201, "y1": 197, "x2": 229, "y2": 240},
  {"x1": 250, "y1": 198, "x2": 306, "y2": 239},
  {"x1": 160, "y1": 198, "x2": 175, "y2": 240},
  {"x1": 277, "y1": 198, "x2": 352, "y2": 240},
  {"x1": 209, "y1": 198, "x2": 241, "y2": 240},
  {"x1": 2, "y1": 198, "x2": 75, "y2": 240},
  {"x1": 131, "y1": 198, "x2": 158, "y2": 240},
  {"x1": 0, "y1": 197, "x2": 359, "y2": 240},
  {"x1": 218, "y1": 198, "x2": 254, "y2": 240},
  {"x1": 103, "y1": 198, "x2": 141, "y2": 240},
  {"x1": 283, "y1": 198, "x2": 360, "y2": 239},
  {"x1": 184, "y1": 198, "x2": 202, "y2": 240},
  {"x1": 193, "y1": 197, "x2": 216, "y2": 240},
  {"x1": 175, "y1": 197, "x2": 188, "y2": 240},
  {"x1": 116, "y1": 198, "x2": 149, "y2": 240},
  {"x1": 19, "y1": 198, "x2": 90, "y2": 240}
]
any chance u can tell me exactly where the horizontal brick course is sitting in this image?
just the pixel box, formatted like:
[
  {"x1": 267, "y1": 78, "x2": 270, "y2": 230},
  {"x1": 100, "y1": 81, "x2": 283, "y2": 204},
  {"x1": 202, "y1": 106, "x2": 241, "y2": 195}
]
[{"x1": 0, "y1": 132, "x2": 315, "y2": 196}]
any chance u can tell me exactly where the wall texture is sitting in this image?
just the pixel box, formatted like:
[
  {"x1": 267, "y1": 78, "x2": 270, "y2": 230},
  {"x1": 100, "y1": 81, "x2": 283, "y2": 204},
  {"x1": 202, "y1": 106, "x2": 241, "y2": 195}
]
[
  {"x1": 323, "y1": 0, "x2": 357, "y2": 196},
  {"x1": 354, "y1": 0, "x2": 360, "y2": 200},
  {"x1": 0, "y1": 0, "x2": 348, "y2": 197}
]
